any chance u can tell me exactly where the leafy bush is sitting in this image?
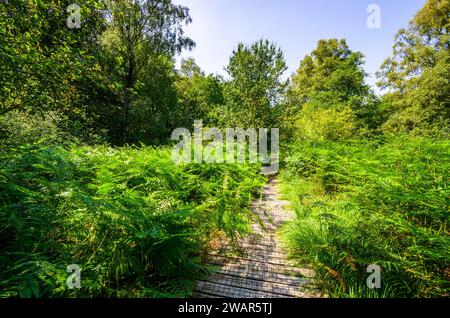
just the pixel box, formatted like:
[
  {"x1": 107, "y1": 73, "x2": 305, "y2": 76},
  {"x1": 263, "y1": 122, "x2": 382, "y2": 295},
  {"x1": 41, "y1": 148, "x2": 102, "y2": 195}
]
[
  {"x1": 295, "y1": 104, "x2": 358, "y2": 141},
  {"x1": 0, "y1": 110, "x2": 106, "y2": 153},
  {"x1": 0, "y1": 144, "x2": 264, "y2": 297},
  {"x1": 280, "y1": 135, "x2": 450, "y2": 297}
]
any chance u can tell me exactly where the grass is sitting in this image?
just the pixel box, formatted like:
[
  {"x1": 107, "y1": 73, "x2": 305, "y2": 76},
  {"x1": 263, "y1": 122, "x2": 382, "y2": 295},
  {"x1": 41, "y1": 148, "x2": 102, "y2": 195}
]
[
  {"x1": 0, "y1": 143, "x2": 265, "y2": 297},
  {"x1": 279, "y1": 135, "x2": 450, "y2": 298}
]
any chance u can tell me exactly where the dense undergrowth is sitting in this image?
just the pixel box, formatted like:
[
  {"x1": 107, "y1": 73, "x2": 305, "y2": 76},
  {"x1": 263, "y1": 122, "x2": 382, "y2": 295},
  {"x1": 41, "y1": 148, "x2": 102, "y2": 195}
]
[
  {"x1": 279, "y1": 135, "x2": 449, "y2": 298},
  {"x1": 0, "y1": 143, "x2": 265, "y2": 297}
]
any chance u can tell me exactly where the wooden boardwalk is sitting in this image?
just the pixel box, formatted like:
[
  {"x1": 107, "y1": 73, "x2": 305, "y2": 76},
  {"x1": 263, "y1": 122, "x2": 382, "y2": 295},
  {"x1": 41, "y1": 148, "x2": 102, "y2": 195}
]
[{"x1": 193, "y1": 178, "x2": 321, "y2": 298}]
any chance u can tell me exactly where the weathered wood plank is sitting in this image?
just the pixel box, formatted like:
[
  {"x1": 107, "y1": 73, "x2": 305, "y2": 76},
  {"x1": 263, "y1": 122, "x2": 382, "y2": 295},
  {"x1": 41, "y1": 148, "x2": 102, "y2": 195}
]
[{"x1": 194, "y1": 178, "x2": 321, "y2": 299}]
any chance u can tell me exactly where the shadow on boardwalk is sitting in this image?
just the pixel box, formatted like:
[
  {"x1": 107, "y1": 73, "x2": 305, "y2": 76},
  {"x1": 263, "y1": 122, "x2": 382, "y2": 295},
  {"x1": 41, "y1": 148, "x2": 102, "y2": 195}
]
[{"x1": 193, "y1": 178, "x2": 322, "y2": 298}]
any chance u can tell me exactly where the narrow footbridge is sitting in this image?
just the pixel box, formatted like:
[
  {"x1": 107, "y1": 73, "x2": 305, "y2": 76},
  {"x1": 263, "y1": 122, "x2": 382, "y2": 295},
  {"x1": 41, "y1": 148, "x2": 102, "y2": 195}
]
[{"x1": 193, "y1": 179, "x2": 321, "y2": 298}]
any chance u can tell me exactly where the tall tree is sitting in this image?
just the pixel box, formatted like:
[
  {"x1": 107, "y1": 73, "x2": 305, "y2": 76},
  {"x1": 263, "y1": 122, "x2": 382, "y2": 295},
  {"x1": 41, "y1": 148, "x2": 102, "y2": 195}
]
[
  {"x1": 104, "y1": 0, "x2": 194, "y2": 144},
  {"x1": 0, "y1": 1, "x2": 110, "y2": 124},
  {"x1": 291, "y1": 39, "x2": 370, "y2": 112},
  {"x1": 130, "y1": 53, "x2": 178, "y2": 144},
  {"x1": 377, "y1": 0, "x2": 450, "y2": 135},
  {"x1": 175, "y1": 58, "x2": 224, "y2": 128},
  {"x1": 289, "y1": 39, "x2": 381, "y2": 139},
  {"x1": 225, "y1": 39, "x2": 287, "y2": 128}
]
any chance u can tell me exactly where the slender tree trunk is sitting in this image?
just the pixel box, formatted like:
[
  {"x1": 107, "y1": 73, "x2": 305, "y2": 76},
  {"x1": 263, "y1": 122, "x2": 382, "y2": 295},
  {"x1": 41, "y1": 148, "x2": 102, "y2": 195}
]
[
  {"x1": 251, "y1": 100, "x2": 257, "y2": 128},
  {"x1": 123, "y1": 48, "x2": 135, "y2": 145},
  {"x1": 123, "y1": 93, "x2": 130, "y2": 145}
]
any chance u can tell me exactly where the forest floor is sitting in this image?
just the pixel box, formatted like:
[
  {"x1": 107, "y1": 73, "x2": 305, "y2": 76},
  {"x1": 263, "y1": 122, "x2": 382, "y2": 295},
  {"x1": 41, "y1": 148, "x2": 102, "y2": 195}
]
[{"x1": 193, "y1": 178, "x2": 322, "y2": 298}]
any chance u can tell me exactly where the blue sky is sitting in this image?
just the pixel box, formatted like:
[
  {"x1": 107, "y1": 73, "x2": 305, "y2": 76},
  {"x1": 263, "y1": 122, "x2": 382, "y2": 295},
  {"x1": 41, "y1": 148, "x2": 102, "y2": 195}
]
[{"x1": 173, "y1": 0, "x2": 426, "y2": 92}]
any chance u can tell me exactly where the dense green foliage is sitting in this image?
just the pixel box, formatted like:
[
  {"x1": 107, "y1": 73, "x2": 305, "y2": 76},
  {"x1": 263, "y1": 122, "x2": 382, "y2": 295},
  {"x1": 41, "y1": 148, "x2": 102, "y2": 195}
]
[
  {"x1": 0, "y1": 0, "x2": 195, "y2": 145},
  {"x1": 175, "y1": 58, "x2": 225, "y2": 128},
  {"x1": 286, "y1": 39, "x2": 382, "y2": 140},
  {"x1": 280, "y1": 137, "x2": 449, "y2": 297},
  {"x1": 277, "y1": 0, "x2": 449, "y2": 298},
  {"x1": 0, "y1": 144, "x2": 264, "y2": 297},
  {"x1": 377, "y1": 0, "x2": 450, "y2": 136},
  {"x1": 102, "y1": 0, "x2": 195, "y2": 144},
  {"x1": 224, "y1": 39, "x2": 288, "y2": 128},
  {"x1": 0, "y1": 0, "x2": 111, "y2": 140}
]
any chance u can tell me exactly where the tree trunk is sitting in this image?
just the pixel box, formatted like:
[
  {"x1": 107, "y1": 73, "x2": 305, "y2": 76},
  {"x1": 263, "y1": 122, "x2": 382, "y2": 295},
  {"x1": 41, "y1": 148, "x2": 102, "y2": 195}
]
[{"x1": 123, "y1": 49, "x2": 135, "y2": 145}]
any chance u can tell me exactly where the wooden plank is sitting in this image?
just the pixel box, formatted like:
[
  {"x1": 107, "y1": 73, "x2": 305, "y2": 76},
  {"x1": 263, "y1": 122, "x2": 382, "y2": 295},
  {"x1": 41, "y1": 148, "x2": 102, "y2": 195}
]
[
  {"x1": 206, "y1": 255, "x2": 314, "y2": 278},
  {"x1": 194, "y1": 178, "x2": 321, "y2": 299},
  {"x1": 215, "y1": 266, "x2": 309, "y2": 287},
  {"x1": 202, "y1": 273, "x2": 308, "y2": 298},
  {"x1": 194, "y1": 280, "x2": 292, "y2": 298},
  {"x1": 191, "y1": 291, "x2": 225, "y2": 298}
]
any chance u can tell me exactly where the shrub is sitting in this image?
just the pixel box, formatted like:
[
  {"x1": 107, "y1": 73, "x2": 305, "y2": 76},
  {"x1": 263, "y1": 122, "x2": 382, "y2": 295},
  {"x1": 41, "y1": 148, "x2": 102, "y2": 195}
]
[{"x1": 295, "y1": 104, "x2": 358, "y2": 141}]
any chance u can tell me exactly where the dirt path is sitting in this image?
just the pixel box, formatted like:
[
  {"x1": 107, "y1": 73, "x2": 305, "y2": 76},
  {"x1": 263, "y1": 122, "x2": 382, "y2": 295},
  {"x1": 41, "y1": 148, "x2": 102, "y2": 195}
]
[{"x1": 193, "y1": 178, "x2": 321, "y2": 298}]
